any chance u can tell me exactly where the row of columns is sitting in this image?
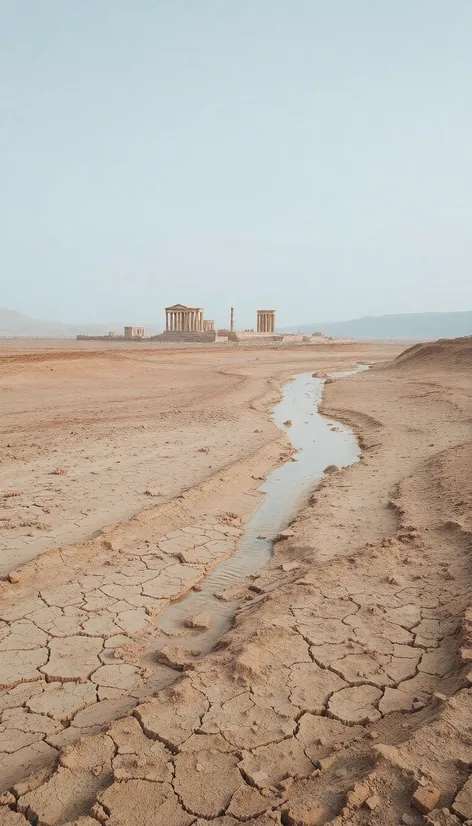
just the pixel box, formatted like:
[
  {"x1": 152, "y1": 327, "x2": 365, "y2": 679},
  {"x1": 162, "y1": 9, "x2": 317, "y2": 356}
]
[
  {"x1": 165, "y1": 310, "x2": 203, "y2": 332},
  {"x1": 257, "y1": 310, "x2": 275, "y2": 333}
]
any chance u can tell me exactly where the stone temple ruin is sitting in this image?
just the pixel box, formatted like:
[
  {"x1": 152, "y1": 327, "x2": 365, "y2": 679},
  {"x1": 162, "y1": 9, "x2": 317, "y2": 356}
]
[
  {"x1": 77, "y1": 305, "x2": 340, "y2": 344},
  {"x1": 256, "y1": 310, "x2": 276, "y2": 333}
]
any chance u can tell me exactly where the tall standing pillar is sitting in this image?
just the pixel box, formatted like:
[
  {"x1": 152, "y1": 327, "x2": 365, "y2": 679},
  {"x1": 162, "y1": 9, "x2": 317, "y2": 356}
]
[{"x1": 230, "y1": 307, "x2": 234, "y2": 332}]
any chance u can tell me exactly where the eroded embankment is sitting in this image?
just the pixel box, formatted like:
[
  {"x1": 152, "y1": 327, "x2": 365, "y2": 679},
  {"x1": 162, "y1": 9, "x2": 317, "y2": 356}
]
[{"x1": 1, "y1": 354, "x2": 472, "y2": 826}]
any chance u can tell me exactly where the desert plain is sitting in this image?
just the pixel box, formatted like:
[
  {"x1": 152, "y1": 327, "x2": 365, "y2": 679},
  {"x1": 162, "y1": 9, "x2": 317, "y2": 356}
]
[{"x1": 0, "y1": 336, "x2": 471, "y2": 826}]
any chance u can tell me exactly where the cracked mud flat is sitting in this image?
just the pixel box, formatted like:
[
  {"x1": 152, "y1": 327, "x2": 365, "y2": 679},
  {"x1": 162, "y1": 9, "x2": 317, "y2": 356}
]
[
  {"x1": 1, "y1": 337, "x2": 472, "y2": 826},
  {"x1": 147, "y1": 368, "x2": 363, "y2": 658}
]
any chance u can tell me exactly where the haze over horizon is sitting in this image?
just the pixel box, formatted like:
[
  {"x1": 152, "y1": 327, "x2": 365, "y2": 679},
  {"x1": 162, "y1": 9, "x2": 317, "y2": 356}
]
[{"x1": 2, "y1": 1, "x2": 472, "y2": 330}]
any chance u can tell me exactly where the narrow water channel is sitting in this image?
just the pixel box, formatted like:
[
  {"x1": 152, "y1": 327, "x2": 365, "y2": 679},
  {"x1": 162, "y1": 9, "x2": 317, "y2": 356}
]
[{"x1": 143, "y1": 366, "x2": 366, "y2": 671}]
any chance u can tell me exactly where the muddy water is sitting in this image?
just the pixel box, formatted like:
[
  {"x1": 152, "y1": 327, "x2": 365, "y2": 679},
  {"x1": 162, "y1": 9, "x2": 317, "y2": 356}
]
[{"x1": 142, "y1": 367, "x2": 366, "y2": 673}]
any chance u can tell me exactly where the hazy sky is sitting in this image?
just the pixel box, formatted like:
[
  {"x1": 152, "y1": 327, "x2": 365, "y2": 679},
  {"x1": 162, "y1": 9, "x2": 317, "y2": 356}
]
[{"x1": 2, "y1": 1, "x2": 472, "y2": 329}]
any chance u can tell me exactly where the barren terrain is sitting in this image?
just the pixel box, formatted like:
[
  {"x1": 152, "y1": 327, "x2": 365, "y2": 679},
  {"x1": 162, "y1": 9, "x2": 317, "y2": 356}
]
[{"x1": 0, "y1": 338, "x2": 471, "y2": 826}]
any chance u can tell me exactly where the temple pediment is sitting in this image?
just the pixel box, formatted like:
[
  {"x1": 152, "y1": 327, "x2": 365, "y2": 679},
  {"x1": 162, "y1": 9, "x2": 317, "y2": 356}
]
[{"x1": 165, "y1": 304, "x2": 192, "y2": 311}]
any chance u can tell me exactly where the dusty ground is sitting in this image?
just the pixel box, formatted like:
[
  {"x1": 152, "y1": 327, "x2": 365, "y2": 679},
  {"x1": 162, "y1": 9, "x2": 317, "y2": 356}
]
[
  {"x1": 0, "y1": 341, "x2": 383, "y2": 575},
  {"x1": 1, "y1": 337, "x2": 471, "y2": 825}
]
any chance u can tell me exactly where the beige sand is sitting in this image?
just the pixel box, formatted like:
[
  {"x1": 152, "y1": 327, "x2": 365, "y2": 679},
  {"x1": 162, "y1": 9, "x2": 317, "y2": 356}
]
[{"x1": 0, "y1": 337, "x2": 471, "y2": 826}]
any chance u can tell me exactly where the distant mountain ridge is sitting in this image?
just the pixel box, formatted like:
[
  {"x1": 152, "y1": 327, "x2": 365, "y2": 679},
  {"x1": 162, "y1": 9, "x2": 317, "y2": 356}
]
[
  {"x1": 0, "y1": 308, "x2": 162, "y2": 338},
  {"x1": 1, "y1": 307, "x2": 471, "y2": 340},
  {"x1": 280, "y1": 311, "x2": 472, "y2": 339}
]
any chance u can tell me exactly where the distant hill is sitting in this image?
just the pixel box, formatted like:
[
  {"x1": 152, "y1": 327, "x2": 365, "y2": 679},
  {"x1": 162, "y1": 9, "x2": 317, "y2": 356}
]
[
  {"x1": 280, "y1": 311, "x2": 472, "y2": 340},
  {"x1": 0, "y1": 308, "x2": 162, "y2": 338}
]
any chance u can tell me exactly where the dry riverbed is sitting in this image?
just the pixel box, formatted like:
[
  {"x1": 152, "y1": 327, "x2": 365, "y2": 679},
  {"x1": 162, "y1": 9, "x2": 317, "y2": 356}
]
[{"x1": 1, "y1": 337, "x2": 471, "y2": 826}]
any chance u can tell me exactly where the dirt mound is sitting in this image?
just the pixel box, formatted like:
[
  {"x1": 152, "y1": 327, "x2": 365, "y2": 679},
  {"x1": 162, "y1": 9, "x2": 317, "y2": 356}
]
[{"x1": 388, "y1": 336, "x2": 472, "y2": 371}]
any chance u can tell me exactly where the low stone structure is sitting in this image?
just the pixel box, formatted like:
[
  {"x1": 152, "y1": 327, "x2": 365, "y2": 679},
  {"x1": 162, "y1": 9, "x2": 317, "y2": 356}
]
[
  {"x1": 124, "y1": 326, "x2": 145, "y2": 338},
  {"x1": 257, "y1": 310, "x2": 276, "y2": 333}
]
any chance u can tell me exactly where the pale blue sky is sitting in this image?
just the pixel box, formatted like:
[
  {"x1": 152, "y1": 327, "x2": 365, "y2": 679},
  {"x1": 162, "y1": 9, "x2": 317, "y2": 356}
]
[{"x1": 1, "y1": 1, "x2": 472, "y2": 329}]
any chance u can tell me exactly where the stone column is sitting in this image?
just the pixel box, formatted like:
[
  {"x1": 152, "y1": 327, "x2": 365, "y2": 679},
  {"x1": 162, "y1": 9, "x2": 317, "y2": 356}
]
[
  {"x1": 178, "y1": 312, "x2": 183, "y2": 331},
  {"x1": 165, "y1": 312, "x2": 169, "y2": 331},
  {"x1": 198, "y1": 311, "x2": 203, "y2": 331}
]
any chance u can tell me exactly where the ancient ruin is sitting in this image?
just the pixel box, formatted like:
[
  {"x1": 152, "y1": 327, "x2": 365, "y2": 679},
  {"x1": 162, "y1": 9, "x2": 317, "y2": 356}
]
[
  {"x1": 76, "y1": 305, "x2": 344, "y2": 346},
  {"x1": 124, "y1": 326, "x2": 145, "y2": 338},
  {"x1": 257, "y1": 309, "x2": 276, "y2": 333},
  {"x1": 165, "y1": 305, "x2": 204, "y2": 332}
]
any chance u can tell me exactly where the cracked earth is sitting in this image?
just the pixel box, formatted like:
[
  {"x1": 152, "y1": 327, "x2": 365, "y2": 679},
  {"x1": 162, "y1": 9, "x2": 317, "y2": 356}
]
[{"x1": 1, "y1": 338, "x2": 472, "y2": 825}]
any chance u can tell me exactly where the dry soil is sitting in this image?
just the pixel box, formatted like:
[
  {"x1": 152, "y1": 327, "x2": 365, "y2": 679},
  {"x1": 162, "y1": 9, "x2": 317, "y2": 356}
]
[{"x1": 0, "y1": 338, "x2": 471, "y2": 826}]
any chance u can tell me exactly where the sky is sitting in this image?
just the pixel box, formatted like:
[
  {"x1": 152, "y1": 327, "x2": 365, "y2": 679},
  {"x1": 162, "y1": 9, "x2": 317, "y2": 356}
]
[{"x1": 1, "y1": 1, "x2": 472, "y2": 329}]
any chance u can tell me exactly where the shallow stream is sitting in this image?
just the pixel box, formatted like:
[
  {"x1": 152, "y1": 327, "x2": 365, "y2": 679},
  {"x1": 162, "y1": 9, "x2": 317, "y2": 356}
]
[{"x1": 144, "y1": 366, "x2": 366, "y2": 670}]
